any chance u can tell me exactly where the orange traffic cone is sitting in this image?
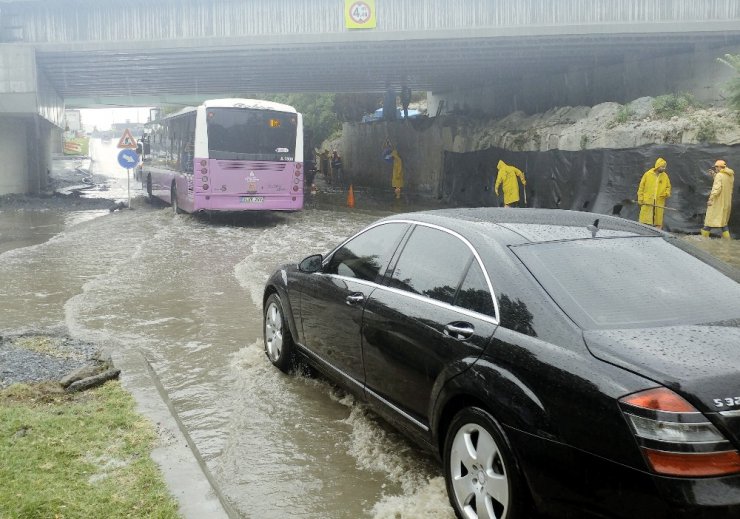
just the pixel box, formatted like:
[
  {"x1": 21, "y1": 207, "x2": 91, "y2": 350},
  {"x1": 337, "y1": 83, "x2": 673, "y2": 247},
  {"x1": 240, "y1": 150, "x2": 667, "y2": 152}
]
[{"x1": 347, "y1": 184, "x2": 355, "y2": 208}]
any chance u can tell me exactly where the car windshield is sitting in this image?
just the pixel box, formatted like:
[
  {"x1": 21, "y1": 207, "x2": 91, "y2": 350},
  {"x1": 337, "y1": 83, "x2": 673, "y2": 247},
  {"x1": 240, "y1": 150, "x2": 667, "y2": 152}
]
[{"x1": 512, "y1": 237, "x2": 740, "y2": 330}]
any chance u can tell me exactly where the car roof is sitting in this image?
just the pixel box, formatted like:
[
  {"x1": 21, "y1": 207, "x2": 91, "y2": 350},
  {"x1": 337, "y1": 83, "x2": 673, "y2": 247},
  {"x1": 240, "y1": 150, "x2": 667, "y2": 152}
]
[{"x1": 380, "y1": 208, "x2": 662, "y2": 245}]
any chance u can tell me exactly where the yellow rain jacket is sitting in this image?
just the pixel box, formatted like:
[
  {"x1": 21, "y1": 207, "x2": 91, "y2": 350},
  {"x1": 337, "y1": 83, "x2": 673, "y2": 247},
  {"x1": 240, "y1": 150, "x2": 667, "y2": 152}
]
[
  {"x1": 495, "y1": 160, "x2": 526, "y2": 206},
  {"x1": 704, "y1": 167, "x2": 735, "y2": 228},
  {"x1": 637, "y1": 158, "x2": 671, "y2": 227},
  {"x1": 391, "y1": 150, "x2": 404, "y2": 189}
]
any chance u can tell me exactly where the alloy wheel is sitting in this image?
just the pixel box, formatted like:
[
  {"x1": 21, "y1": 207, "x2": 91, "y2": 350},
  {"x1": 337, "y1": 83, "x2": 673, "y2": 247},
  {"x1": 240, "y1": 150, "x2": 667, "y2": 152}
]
[
  {"x1": 449, "y1": 422, "x2": 510, "y2": 519},
  {"x1": 264, "y1": 301, "x2": 283, "y2": 362}
]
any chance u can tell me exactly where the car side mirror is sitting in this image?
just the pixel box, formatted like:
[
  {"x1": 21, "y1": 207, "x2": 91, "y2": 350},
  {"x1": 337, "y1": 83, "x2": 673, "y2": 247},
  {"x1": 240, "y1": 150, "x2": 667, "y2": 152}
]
[{"x1": 299, "y1": 254, "x2": 323, "y2": 273}]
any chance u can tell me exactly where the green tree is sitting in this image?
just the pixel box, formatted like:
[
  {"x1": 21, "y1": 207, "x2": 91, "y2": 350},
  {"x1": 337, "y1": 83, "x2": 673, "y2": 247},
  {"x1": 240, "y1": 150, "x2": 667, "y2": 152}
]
[
  {"x1": 260, "y1": 93, "x2": 341, "y2": 146},
  {"x1": 718, "y1": 53, "x2": 740, "y2": 111}
]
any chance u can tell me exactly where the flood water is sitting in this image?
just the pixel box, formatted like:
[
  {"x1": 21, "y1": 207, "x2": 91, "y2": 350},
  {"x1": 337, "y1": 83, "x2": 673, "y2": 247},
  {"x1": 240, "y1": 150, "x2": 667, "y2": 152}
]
[{"x1": 1, "y1": 141, "x2": 739, "y2": 518}]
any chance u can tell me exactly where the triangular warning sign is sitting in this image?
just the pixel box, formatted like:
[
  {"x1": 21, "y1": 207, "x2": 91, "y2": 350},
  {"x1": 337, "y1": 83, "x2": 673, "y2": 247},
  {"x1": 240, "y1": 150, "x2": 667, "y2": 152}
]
[{"x1": 117, "y1": 128, "x2": 137, "y2": 149}]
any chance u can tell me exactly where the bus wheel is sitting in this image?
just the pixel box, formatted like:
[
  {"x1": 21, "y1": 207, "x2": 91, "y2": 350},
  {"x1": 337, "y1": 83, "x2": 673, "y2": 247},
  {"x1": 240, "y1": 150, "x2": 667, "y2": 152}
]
[
  {"x1": 146, "y1": 175, "x2": 153, "y2": 202},
  {"x1": 171, "y1": 184, "x2": 183, "y2": 214}
]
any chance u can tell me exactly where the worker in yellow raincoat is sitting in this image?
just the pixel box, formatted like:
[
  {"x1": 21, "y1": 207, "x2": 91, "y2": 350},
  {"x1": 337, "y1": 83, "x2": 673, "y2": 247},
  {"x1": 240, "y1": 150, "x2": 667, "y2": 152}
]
[
  {"x1": 391, "y1": 148, "x2": 404, "y2": 199},
  {"x1": 494, "y1": 160, "x2": 526, "y2": 207},
  {"x1": 637, "y1": 158, "x2": 671, "y2": 229},
  {"x1": 701, "y1": 159, "x2": 735, "y2": 239}
]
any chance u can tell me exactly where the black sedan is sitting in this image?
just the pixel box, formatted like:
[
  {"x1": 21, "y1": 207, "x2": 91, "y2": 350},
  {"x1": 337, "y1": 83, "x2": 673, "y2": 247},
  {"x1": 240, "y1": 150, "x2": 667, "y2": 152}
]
[{"x1": 262, "y1": 208, "x2": 740, "y2": 519}]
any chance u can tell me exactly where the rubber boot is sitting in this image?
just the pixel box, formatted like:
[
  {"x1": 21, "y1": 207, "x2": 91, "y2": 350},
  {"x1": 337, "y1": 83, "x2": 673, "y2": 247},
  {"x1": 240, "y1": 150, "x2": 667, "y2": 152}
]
[
  {"x1": 700, "y1": 229, "x2": 710, "y2": 238},
  {"x1": 722, "y1": 230, "x2": 732, "y2": 240}
]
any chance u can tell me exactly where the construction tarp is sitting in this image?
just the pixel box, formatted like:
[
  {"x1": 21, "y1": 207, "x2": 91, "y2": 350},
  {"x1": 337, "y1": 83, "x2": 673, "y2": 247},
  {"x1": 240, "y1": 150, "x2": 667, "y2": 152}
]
[{"x1": 442, "y1": 144, "x2": 740, "y2": 233}]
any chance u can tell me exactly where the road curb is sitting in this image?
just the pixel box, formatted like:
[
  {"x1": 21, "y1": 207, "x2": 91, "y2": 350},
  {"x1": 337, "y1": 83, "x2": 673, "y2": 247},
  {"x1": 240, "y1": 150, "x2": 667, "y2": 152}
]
[{"x1": 111, "y1": 348, "x2": 236, "y2": 519}]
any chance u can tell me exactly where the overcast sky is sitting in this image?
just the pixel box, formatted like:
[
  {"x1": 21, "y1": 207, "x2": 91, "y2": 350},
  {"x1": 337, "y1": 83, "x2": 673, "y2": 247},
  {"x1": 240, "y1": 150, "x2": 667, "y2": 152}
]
[{"x1": 79, "y1": 107, "x2": 154, "y2": 131}]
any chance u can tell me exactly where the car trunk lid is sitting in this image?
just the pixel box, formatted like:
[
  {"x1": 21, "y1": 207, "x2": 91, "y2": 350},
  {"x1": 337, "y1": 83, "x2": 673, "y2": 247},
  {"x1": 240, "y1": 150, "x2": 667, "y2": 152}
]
[{"x1": 584, "y1": 323, "x2": 740, "y2": 446}]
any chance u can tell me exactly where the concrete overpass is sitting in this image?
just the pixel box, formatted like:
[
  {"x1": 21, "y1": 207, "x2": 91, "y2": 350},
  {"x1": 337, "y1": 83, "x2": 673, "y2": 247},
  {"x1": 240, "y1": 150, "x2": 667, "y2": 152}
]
[{"x1": 1, "y1": 0, "x2": 739, "y2": 193}]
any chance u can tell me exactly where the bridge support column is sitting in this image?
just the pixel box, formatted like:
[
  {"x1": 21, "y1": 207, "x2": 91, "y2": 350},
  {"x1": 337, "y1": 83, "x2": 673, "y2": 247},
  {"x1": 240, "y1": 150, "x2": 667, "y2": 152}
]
[
  {"x1": 0, "y1": 117, "x2": 29, "y2": 195},
  {"x1": 0, "y1": 116, "x2": 53, "y2": 195},
  {"x1": 0, "y1": 45, "x2": 61, "y2": 196}
]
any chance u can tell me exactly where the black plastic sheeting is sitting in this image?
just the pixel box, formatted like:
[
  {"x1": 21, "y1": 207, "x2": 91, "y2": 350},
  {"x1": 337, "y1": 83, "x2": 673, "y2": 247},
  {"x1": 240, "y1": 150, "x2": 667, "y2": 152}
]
[{"x1": 442, "y1": 144, "x2": 740, "y2": 233}]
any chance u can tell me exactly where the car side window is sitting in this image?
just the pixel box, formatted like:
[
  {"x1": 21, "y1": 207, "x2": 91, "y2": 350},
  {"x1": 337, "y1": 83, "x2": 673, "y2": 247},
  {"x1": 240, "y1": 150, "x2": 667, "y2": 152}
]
[
  {"x1": 389, "y1": 226, "x2": 472, "y2": 305},
  {"x1": 456, "y1": 261, "x2": 495, "y2": 317},
  {"x1": 325, "y1": 223, "x2": 407, "y2": 282}
]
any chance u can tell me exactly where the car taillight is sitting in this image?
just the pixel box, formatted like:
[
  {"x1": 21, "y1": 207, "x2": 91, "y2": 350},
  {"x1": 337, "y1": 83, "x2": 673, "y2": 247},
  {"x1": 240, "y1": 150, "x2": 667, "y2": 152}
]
[{"x1": 619, "y1": 387, "x2": 740, "y2": 477}]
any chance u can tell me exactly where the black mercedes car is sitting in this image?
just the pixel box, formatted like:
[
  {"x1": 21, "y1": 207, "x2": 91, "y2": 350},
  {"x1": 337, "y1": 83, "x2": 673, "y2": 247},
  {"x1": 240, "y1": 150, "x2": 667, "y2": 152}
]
[{"x1": 262, "y1": 208, "x2": 740, "y2": 519}]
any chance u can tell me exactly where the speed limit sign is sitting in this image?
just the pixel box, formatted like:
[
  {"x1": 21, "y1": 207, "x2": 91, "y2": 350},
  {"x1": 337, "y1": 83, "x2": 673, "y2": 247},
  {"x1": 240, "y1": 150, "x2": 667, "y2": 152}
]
[
  {"x1": 349, "y1": 2, "x2": 371, "y2": 24},
  {"x1": 345, "y1": 0, "x2": 376, "y2": 29}
]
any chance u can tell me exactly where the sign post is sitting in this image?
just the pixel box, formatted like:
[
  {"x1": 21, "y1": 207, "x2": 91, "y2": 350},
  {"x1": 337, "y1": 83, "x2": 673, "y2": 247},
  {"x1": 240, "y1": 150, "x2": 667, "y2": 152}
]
[
  {"x1": 117, "y1": 128, "x2": 139, "y2": 209},
  {"x1": 117, "y1": 149, "x2": 140, "y2": 209}
]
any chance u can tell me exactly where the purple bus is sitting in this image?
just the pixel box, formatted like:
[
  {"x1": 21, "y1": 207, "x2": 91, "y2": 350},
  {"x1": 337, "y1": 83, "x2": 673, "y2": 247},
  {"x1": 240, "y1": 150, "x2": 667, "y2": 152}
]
[{"x1": 140, "y1": 98, "x2": 304, "y2": 213}]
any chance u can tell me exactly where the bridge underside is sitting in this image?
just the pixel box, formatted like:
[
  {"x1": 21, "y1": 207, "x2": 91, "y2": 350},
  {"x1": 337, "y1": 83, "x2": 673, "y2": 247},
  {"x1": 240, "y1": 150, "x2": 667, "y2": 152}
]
[{"x1": 34, "y1": 25, "x2": 740, "y2": 108}]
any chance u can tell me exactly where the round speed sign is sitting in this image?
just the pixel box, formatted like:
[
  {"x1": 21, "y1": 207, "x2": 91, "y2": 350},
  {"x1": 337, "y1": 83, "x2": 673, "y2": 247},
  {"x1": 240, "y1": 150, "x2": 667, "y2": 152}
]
[{"x1": 349, "y1": 2, "x2": 372, "y2": 24}]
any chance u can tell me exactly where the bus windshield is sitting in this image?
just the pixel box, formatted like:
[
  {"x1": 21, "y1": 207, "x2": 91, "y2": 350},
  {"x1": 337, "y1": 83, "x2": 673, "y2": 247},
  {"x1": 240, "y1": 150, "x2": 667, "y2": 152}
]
[{"x1": 206, "y1": 108, "x2": 297, "y2": 161}]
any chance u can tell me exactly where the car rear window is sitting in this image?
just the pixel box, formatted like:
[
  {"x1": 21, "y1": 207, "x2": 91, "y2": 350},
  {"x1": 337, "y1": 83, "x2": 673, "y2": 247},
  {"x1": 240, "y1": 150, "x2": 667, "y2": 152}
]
[
  {"x1": 512, "y1": 237, "x2": 740, "y2": 329},
  {"x1": 389, "y1": 226, "x2": 472, "y2": 305}
]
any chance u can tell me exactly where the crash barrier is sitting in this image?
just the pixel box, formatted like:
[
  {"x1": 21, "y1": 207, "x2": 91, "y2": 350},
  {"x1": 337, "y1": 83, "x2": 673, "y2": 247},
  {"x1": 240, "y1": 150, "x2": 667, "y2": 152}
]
[{"x1": 442, "y1": 144, "x2": 740, "y2": 233}]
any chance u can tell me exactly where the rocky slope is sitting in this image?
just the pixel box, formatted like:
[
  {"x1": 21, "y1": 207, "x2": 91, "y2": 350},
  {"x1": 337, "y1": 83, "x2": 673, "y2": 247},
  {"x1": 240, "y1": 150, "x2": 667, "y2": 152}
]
[{"x1": 462, "y1": 96, "x2": 740, "y2": 152}]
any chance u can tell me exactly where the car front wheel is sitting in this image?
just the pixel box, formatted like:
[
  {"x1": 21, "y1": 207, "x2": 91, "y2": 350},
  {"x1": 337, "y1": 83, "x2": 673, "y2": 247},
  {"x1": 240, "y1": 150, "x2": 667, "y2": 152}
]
[
  {"x1": 264, "y1": 293, "x2": 295, "y2": 373},
  {"x1": 444, "y1": 407, "x2": 526, "y2": 519}
]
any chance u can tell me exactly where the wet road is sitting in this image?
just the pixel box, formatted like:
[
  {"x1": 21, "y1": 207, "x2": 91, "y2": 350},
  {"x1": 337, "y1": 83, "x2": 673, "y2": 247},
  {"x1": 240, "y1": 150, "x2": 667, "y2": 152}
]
[{"x1": 1, "y1": 140, "x2": 739, "y2": 518}]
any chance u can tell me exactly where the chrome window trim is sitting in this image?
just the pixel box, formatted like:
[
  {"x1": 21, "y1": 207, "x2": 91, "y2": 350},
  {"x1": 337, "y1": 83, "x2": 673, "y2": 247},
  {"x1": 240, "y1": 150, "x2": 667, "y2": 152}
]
[
  {"x1": 719, "y1": 409, "x2": 740, "y2": 418},
  {"x1": 406, "y1": 220, "x2": 500, "y2": 322},
  {"x1": 324, "y1": 274, "x2": 499, "y2": 326},
  {"x1": 322, "y1": 218, "x2": 500, "y2": 324},
  {"x1": 379, "y1": 282, "x2": 499, "y2": 325}
]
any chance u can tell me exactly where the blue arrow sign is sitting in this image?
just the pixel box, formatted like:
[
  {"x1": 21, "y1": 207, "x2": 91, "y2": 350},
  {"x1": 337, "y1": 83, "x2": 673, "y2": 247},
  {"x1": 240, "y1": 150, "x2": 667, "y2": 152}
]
[{"x1": 117, "y1": 149, "x2": 140, "y2": 169}]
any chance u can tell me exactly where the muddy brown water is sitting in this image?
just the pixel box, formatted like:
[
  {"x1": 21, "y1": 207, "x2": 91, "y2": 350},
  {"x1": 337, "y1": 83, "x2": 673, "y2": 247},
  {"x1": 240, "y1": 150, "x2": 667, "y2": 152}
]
[{"x1": 1, "y1": 141, "x2": 738, "y2": 518}]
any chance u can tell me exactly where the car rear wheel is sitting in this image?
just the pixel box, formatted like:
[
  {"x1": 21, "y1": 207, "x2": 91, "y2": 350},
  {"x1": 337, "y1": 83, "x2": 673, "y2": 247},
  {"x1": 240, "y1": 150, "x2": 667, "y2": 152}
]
[
  {"x1": 264, "y1": 293, "x2": 295, "y2": 373},
  {"x1": 445, "y1": 407, "x2": 526, "y2": 519}
]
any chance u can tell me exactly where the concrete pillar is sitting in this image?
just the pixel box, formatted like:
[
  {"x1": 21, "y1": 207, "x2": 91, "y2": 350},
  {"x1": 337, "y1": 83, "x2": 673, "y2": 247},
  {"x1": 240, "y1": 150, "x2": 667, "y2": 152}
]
[
  {"x1": 29, "y1": 118, "x2": 53, "y2": 194},
  {"x1": 0, "y1": 117, "x2": 29, "y2": 195},
  {"x1": 51, "y1": 126, "x2": 63, "y2": 154},
  {"x1": 0, "y1": 46, "x2": 63, "y2": 195}
]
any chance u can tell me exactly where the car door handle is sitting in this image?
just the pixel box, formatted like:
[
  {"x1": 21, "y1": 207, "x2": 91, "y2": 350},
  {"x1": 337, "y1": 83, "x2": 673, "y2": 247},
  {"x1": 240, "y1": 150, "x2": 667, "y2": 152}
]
[
  {"x1": 444, "y1": 323, "x2": 475, "y2": 339},
  {"x1": 346, "y1": 293, "x2": 365, "y2": 305}
]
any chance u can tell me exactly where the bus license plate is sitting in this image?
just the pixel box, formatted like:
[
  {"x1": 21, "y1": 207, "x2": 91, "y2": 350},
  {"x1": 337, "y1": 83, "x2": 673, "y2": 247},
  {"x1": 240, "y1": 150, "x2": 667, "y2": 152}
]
[{"x1": 240, "y1": 196, "x2": 264, "y2": 204}]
